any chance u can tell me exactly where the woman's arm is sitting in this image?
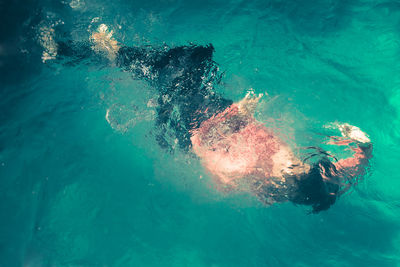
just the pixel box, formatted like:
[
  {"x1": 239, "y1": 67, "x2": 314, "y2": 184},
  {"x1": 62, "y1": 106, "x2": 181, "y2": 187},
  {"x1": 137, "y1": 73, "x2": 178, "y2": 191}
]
[{"x1": 327, "y1": 123, "x2": 373, "y2": 176}]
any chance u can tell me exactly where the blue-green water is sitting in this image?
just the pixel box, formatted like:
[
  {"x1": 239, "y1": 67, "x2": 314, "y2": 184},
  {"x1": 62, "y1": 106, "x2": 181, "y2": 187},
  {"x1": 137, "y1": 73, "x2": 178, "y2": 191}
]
[{"x1": 1, "y1": 0, "x2": 400, "y2": 266}]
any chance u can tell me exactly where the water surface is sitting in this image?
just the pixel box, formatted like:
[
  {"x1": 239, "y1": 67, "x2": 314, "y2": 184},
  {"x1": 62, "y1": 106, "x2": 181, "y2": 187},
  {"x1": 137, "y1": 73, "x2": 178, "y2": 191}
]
[{"x1": 1, "y1": 0, "x2": 400, "y2": 266}]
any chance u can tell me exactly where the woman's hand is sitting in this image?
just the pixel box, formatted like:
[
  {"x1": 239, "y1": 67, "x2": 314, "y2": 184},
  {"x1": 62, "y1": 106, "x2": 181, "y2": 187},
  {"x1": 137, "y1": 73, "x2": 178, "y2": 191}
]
[
  {"x1": 90, "y1": 24, "x2": 120, "y2": 60},
  {"x1": 337, "y1": 123, "x2": 370, "y2": 143},
  {"x1": 237, "y1": 91, "x2": 263, "y2": 116}
]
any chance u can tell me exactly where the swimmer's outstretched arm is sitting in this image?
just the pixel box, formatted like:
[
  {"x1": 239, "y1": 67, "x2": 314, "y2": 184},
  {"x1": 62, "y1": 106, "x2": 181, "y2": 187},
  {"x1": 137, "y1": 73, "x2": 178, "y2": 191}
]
[{"x1": 326, "y1": 123, "x2": 373, "y2": 175}]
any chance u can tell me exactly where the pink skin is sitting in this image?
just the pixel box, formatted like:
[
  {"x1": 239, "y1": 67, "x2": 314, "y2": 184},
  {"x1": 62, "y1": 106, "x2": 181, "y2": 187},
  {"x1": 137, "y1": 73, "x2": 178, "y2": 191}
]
[
  {"x1": 191, "y1": 103, "x2": 286, "y2": 189},
  {"x1": 328, "y1": 137, "x2": 372, "y2": 177},
  {"x1": 191, "y1": 99, "x2": 372, "y2": 199}
]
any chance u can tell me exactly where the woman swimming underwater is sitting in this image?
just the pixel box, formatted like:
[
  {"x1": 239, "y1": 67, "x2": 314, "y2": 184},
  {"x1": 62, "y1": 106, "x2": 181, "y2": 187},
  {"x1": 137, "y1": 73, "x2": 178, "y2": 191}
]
[{"x1": 46, "y1": 24, "x2": 373, "y2": 213}]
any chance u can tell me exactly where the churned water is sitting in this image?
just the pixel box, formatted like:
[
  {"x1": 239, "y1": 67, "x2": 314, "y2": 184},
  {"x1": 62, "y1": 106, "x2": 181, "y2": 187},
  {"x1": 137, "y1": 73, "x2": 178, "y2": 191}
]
[{"x1": 1, "y1": 0, "x2": 400, "y2": 266}]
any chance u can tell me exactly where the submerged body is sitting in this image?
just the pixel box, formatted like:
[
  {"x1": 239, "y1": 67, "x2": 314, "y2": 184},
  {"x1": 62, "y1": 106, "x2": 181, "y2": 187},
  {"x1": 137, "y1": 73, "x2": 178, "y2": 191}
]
[
  {"x1": 190, "y1": 93, "x2": 371, "y2": 212},
  {"x1": 48, "y1": 24, "x2": 373, "y2": 213},
  {"x1": 190, "y1": 94, "x2": 306, "y2": 186}
]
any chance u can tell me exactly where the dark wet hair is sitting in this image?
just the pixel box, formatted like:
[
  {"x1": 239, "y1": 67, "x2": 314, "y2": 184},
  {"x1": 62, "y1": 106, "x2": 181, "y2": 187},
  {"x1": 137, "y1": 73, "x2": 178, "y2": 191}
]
[{"x1": 287, "y1": 158, "x2": 340, "y2": 213}]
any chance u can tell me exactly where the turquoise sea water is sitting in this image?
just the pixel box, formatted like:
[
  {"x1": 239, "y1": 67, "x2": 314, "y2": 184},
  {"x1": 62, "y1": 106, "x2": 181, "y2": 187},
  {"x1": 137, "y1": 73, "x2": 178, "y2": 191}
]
[{"x1": 1, "y1": 0, "x2": 400, "y2": 266}]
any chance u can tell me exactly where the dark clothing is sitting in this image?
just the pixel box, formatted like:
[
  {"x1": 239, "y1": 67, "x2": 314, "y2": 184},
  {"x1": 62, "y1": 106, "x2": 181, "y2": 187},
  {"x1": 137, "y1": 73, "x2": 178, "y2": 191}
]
[
  {"x1": 57, "y1": 41, "x2": 232, "y2": 150},
  {"x1": 116, "y1": 45, "x2": 232, "y2": 150}
]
